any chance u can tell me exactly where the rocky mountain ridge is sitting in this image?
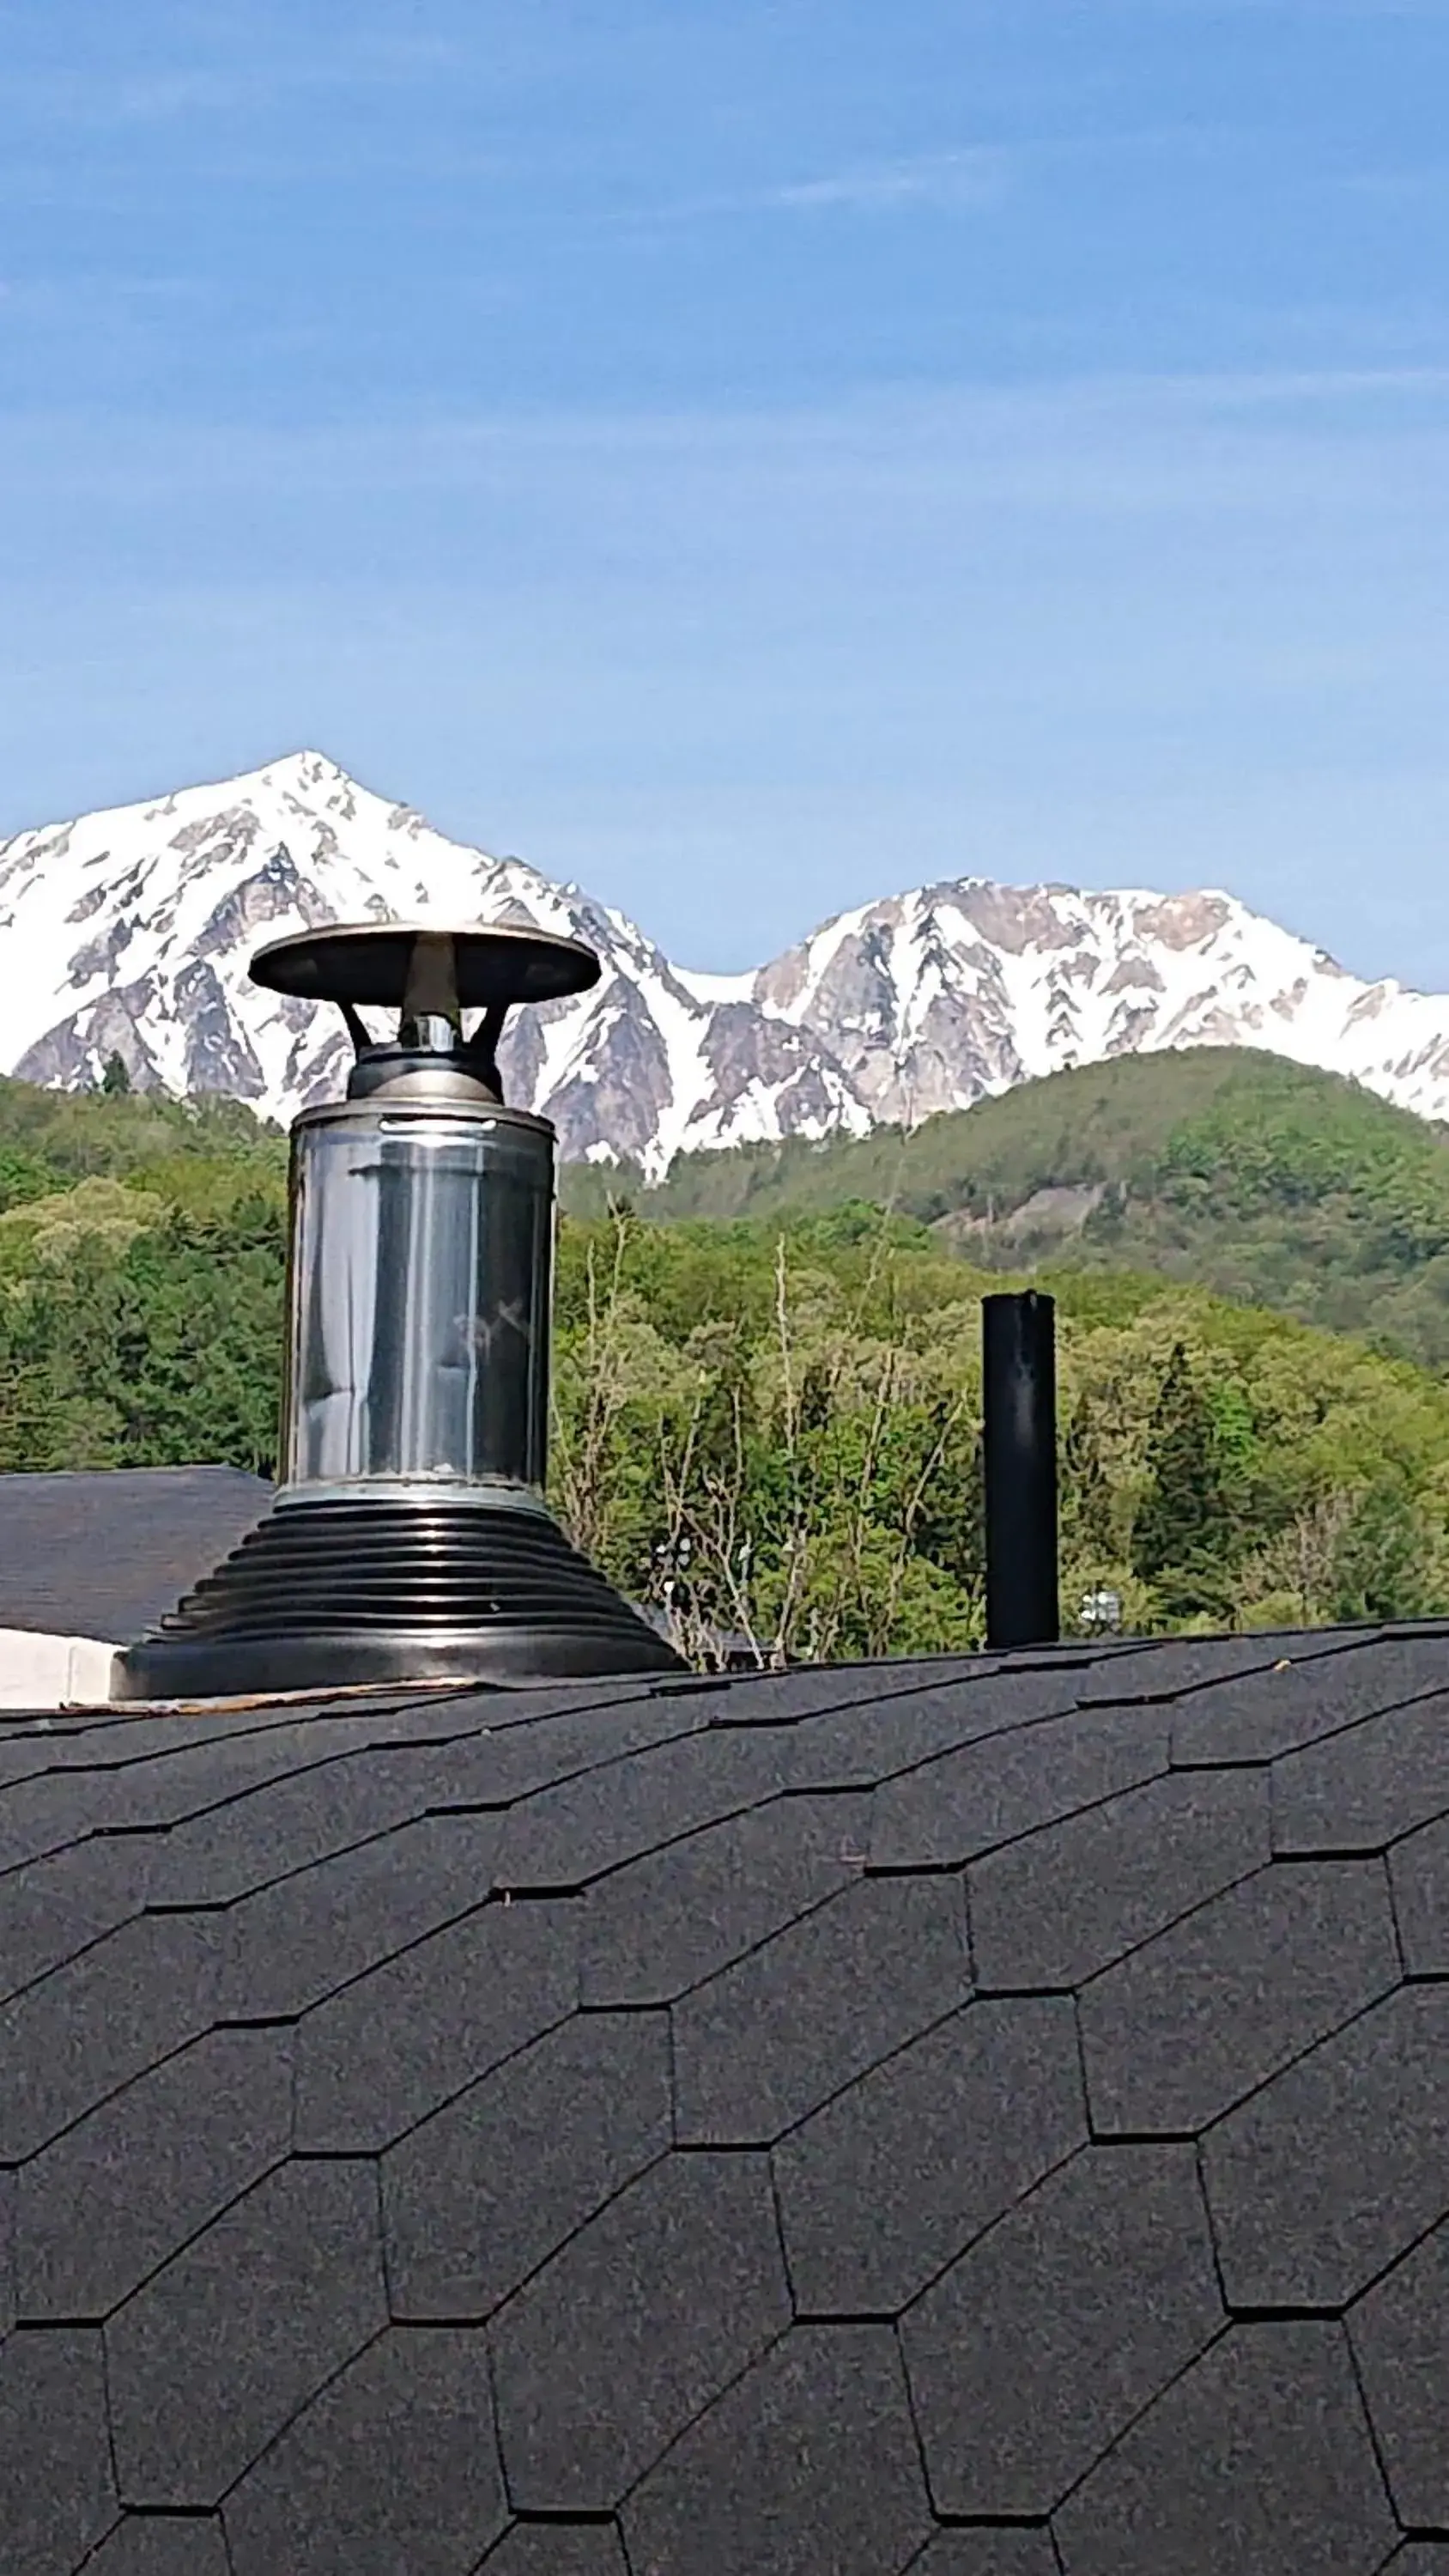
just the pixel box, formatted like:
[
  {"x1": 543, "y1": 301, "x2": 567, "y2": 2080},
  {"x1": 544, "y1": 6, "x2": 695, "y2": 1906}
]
[{"x1": 2, "y1": 750, "x2": 1446, "y2": 1174}]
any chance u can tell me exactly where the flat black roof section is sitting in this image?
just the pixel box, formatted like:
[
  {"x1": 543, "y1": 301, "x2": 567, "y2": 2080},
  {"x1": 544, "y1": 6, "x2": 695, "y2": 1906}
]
[{"x1": 0, "y1": 1467, "x2": 271, "y2": 1642}]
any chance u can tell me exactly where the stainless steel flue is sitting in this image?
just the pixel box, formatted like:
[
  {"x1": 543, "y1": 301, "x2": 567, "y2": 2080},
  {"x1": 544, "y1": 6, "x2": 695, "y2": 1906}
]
[
  {"x1": 282, "y1": 1103, "x2": 553, "y2": 1504},
  {"x1": 113, "y1": 921, "x2": 685, "y2": 1700}
]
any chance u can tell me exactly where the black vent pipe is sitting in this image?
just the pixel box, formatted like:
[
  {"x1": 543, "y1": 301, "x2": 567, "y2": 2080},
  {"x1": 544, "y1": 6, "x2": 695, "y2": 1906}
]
[{"x1": 982, "y1": 1290, "x2": 1059, "y2": 1651}]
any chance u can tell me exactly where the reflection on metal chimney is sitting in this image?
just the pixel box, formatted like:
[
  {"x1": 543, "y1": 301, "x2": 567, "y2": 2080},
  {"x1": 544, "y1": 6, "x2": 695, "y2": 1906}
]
[{"x1": 114, "y1": 922, "x2": 685, "y2": 1699}]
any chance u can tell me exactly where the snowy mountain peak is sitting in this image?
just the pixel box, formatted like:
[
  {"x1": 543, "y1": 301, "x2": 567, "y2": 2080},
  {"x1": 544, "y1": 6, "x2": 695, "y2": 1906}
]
[{"x1": 2, "y1": 755, "x2": 1447, "y2": 1175}]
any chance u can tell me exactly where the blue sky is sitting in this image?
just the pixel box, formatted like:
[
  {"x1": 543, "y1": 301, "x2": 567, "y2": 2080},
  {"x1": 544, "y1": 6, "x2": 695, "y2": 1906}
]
[{"x1": 3, "y1": 0, "x2": 1448, "y2": 978}]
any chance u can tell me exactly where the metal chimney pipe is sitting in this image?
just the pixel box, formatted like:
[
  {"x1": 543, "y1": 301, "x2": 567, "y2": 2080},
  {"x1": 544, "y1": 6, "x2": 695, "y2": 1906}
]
[
  {"x1": 982, "y1": 1290, "x2": 1059, "y2": 1652},
  {"x1": 113, "y1": 920, "x2": 684, "y2": 1701}
]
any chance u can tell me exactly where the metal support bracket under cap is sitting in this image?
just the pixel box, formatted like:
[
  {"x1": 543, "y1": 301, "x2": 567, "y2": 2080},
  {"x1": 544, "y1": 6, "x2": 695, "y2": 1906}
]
[
  {"x1": 401, "y1": 929, "x2": 464, "y2": 1027},
  {"x1": 250, "y1": 918, "x2": 602, "y2": 1106}
]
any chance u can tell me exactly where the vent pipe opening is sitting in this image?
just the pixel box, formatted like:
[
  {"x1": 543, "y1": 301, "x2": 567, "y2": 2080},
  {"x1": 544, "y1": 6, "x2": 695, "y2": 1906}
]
[{"x1": 113, "y1": 921, "x2": 685, "y2": 1700}]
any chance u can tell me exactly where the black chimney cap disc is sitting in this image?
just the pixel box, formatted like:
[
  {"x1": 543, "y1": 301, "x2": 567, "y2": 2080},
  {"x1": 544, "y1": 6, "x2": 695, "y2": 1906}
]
[{"x1": 249, "y1": 921, "x2": 602, "y2": 1012}]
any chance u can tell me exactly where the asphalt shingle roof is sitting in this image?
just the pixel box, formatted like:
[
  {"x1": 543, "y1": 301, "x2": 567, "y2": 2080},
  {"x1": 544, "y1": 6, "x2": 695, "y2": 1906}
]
[{"x1": 3, "y1": 1619, "x2": 1449, "y2": 2573}]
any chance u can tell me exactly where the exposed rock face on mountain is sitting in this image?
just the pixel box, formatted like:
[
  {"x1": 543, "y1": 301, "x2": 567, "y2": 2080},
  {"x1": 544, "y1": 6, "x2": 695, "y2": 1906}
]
[
  {"x1": 754, "y1": 881, "x2": 1449, "y2": 1134},
  {"x1": 3, "y1": 750, "x2": 1447, "y2": 1174}
]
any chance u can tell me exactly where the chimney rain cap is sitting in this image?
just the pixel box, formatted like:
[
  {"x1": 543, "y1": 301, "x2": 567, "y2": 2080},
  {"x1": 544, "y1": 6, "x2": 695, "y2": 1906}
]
[{"x1": 249, "y1": 920, "x2": 601, "y2": 1012}]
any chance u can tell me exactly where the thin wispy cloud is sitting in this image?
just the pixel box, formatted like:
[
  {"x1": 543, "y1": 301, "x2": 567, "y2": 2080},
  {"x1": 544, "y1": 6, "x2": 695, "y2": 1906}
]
[
  {"x1": 639, "y1": 125, "x2": 1271, "y2": 235},
  {"x1": 1342, "y1": 165, "x2": 1449, "y2": 200},
  {"x1": 4, "y1": 28, "x2": 466, "y2": 131},
  {"x1": 627, "y1": 148, "x2": 1013, "y2": 234},
  {"x1": 763, "y1": 149, "x2": 1013, "y2": 214}
]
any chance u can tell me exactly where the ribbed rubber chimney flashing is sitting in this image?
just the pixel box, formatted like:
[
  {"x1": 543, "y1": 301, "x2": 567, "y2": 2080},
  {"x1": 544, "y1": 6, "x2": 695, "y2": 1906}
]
[{"x1": 113, "y1": 923, "x2": 685, "y2": 1699}]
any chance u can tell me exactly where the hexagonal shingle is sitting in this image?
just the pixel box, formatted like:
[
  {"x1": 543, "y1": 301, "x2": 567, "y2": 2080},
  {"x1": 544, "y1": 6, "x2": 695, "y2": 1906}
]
[
  {"x1": 295, "y1": 1892, "x2": 579, "y2": 2152},
  {"x1": 106, "y1": 2160, "x2": 387, "y2": 2506},
  {"x1": 1349, "y1": 2216, "x2": 1449, "y2": 2529},
  {"x1": 1054, "y1": 2321, "x2": 1397, "y2": 2576},
  {"x1": 579, "y1": 1789, "x2": 870, "y2": 2006},
  {"x1": 868, "y1": 1701, "x2": 1166, "y2": 1869},
  {"x1": 9, "y1": 1629, "x2": 1449, "y2": 2576},
  {"x1": 0, "y1": 1727, "x2": 319, "y2": 1874},
  {"x1": 780, "y1": 1668, "x2": 1085, "y2": 1789},
  {"x1": 223, "y1": 2326, "x2": 506, "y2": 2576},
  {"x1": 15, "y1": 2027, "x2": 292, "y2": 2321},
  {"x1": 1169, "y1": 1638, "x2": 1449, "y2": 1767},
  {"x1": 481, "y1": 2529, "x2": 628, "y2": 2576},
  {"x1": 624, "y1": 2324, "x2": 932, "y2": 2576},
  {"x1": 385, "y1": 2010, "x2": 672, "y2": 2319},
  {"x1": 672, "y1": 1872, "x2": 968, "y2": 2144},
  {"x1": 494, "y1": 1723, "x2": 791, "y2": 1889},
  {"x1": 1389, "y1": 1807, "x2": 1449, "y2": 1972},
  {"x1": 1075, "y1": 1632, "x2": 1313, "y2": 1710},
  {"x1": 774, "y1": 1996, "x2": 1085, "y2": 2315},
  {"x1": 969, "y1": 1767, "x2": 1269, "y2": 1992},
  {"x1": 707, "y1": 1660, "x2": 1015, "y2": 1728},
  {"x1": 1272, "y1": 1694, "x2": 1449, "y2": 1853},
  {"x1": 0, "y1": 1837, "x2": 153, "y2": 2006},
  {"x1": 902, "y1": 2143, "x2": 1222, "y2": 2517},
  {"x1": 424, "y1": 1688, "x2": 706, "y2": 1801},
  {"x1": 907, "y1": 2537, "x2": 1059, "y2": 2576},
  {"x1": 0, "y1": 1911, "x2": 220, "y2": 2161},
  {"x1": 215, "y1": 1808, "x2": 506, "y2": 2019},
  {"x1": 1079, "y1": 1859, "x2": 1398, "y2": 2136},
  {"x1": 1203, "y1": 1984, "x2": 1449, "y2": 2311},
  {"x1": 491, "y1": 2151, "x2": 790, "y2": 2511},
  {"x1": 0, "y1": 2327, "x2": 115, "y2": 2576},
  {"x1": 77, "y1": 2520, "x2": 230, "y2": 2576},
  {"x1": 144, "y1": 1740, "x2": 467, "y2": 1905}
]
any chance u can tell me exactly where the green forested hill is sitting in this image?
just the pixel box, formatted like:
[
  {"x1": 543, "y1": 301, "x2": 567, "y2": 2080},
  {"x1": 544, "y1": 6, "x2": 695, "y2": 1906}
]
[
  {"x1": 567, "y1": 1048, "x2": 1449, "y2": 1370},
  {"x1": 0, "y1": 1074, "x2": 291, "y2": 1479},
  {"x1": 6, "y1": 1067, "x2": 1449, "y2": 1652}
]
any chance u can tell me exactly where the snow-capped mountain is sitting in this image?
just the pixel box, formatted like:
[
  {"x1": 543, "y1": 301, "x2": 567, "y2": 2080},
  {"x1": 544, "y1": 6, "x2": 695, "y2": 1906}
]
[
  {"x1": 3, "y1": 750, "x2": 1448, "y2": 1175},
  {"x1": 0, "y1": 752, "x2": 864, "y2": 1174},
  {"x1": 755, "y1": 878, "x2": 1449, "y2": 1131}
]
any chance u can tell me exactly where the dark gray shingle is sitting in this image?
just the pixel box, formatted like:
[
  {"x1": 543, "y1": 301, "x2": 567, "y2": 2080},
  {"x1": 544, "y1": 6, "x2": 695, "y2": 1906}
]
[
  {"x1": 1078, "y1": 1859, "x2": 1398, "y2": 2135},
  {"x1": 1054, "y1": 2321, "x2": 1396, "y2": 2576},
  {"x1": 384, "y1": 2010, "x2": 672, "y2": 2320},
  {"x1": 672, "y1": 1870, "x2": 969, "y2": 2143},
  {"x1": 1203, "y1": 1984, "x2": 1449, "y2": 2311},
  {"x1": 491, "y1": 2151, "x2": 791, "y2": 2511},
  {"x1": 106, "y1": 2160, "x2": 386, "y2": 2506},
  {"x1": 903, "y1": 2143, "x2": 1222, "y2": 2516},
  {"x1": 1349, "y1": 2218, "x2": 1449, "y2": 2530},
  {"x1": 774, "y1": 1996, "x2": 1085, "y2": 2315},
  {"x1": 623, "y1": 2324, "x2": 932, "y2": 2576},
  {"x1": 15, "y1": 2026, "x2": 292, "y2": 2320},
  {"x1": 82, "y1": 2522, "x2": 231, "y2": 2576},
  {"x1": 0, "y1": 2328, "x2": 115, "y2": 2576},
  {"x1": 222, "y1": 2327, "x2": 506, "y2": 2576}
]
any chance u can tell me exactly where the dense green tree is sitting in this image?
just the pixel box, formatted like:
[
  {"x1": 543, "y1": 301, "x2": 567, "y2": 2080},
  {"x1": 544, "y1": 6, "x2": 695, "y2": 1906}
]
[
  {"x1": 1131, "y1": 1341, "x2": 1238, "y2": 1625},
  {"x1": 0, "y1": 1145, "x2": 57, "y2": 1215},
  {"x1": 1062, "y1": 1392, "x2": 1114, "y2": 1564},
  {"x1": 1328, "y1": 1473, "x2": 1434, "y2": 1625}
]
